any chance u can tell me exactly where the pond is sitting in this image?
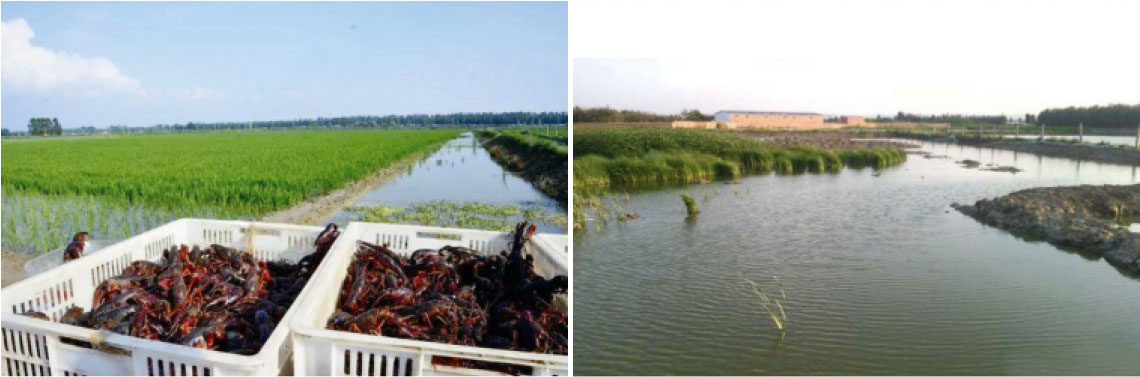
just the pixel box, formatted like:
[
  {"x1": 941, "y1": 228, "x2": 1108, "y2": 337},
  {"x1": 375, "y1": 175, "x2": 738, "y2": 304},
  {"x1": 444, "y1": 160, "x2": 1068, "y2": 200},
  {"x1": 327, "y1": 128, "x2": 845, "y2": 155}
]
[
  {"x1": 325, "y1": 133, "x2": 567, "y2": 233},
  {"x1": 574, "y1": 141, "x2": 1140, "y2": 375}
]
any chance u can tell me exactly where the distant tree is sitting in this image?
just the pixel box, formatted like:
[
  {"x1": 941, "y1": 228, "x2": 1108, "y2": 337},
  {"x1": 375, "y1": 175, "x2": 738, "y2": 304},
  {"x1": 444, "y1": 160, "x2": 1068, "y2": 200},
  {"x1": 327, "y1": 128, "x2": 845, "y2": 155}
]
[
  {"x1": 681, "y1": 109, "x2": 713, "y2": 121},
  {"x1": 1025, "y1": 113, "x2": 1036, "y2": 124},
  {"x1": 1037, "y1": 104, "x2": 1140, "y2": 129},
  {"x1": 573, "y1": 106, "x2": 677, "y2": 123},
  {"x1": 1, "y1": 128, "x2": 9, "y2": 137},
  {"x1": 28, "y1": 117, "x2": 60, "y2": 136}
]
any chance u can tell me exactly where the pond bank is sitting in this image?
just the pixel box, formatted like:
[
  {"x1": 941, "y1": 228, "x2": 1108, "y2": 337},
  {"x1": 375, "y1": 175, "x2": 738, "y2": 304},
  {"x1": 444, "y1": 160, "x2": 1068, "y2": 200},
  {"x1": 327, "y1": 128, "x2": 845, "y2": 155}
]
[
  {"x1": 476, "y1": 131, "x2": 568, "y2": 203},
  {"x1": 893, "y1": 133, "x2": 1140, "y2": 166},
  {"x1": 953, "y1": 184, "x2": 1140, "y2": 274}
]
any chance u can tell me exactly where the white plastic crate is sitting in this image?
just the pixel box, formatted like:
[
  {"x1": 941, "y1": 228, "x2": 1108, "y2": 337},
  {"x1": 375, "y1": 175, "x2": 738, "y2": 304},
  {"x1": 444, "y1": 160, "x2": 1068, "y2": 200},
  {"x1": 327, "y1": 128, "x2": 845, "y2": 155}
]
[
  {"x1": 290, "y1": 222, "x2": 568, "y2": 376},
  {"x1": 1, "y1": 218, "x2": 327, "y2": 376},
  {"x1": 532, "y1": 234, "x2": 568, "y2": 255},
  {"x1": 25, "y1": 240, "x2": 112, "y2": 276}
]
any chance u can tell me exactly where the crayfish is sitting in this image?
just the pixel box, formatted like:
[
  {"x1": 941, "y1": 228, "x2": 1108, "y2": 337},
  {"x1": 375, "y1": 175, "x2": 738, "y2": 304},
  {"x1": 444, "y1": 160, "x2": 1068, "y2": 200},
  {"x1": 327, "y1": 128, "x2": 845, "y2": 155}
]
[
  {"x1": 22, "y1": 224, "x2": 340, "y2": 355},
  {"x1": 327, "y1": 221, "x2": 568, "y2": 368}
]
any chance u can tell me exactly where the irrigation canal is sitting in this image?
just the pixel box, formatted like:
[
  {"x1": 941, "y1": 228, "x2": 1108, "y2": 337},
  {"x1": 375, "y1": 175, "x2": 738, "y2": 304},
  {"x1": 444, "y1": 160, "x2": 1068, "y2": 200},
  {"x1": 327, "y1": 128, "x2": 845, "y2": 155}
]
[{"x1": 324, "y1": 132, "x2": 567, "y2": 233}]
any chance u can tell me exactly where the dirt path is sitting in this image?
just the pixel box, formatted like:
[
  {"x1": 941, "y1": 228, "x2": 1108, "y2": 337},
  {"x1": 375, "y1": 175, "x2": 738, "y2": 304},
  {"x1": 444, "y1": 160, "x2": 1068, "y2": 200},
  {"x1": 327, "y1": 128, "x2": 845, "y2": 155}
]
[
  {"x1": 260, "y1": 148, "x2": 438, "y2": 225},
  {"x1": 968, "y1": 140, "x2": 1140, "y2": 166},
  {"x1": 2, "y1": 251, "x2": 30, "y2": 287}
]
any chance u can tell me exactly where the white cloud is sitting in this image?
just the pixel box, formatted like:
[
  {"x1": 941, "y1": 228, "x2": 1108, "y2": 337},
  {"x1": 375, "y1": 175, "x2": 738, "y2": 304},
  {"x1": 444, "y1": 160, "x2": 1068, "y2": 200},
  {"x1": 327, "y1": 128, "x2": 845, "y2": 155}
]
[
  {"x1": 1, "y1": 18, "x2": 141, "y2": 94},
  {"x1": 177, "y1": 87, "x2": 224, "y2": 101},
  {"x1": 571, "y1": 0, "x2": 1140, "y2": 115}
]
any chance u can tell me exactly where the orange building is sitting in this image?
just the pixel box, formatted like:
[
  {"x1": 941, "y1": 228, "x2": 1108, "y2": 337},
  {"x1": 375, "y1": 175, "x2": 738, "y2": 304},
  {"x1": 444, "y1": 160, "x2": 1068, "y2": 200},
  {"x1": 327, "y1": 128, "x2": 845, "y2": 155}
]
[
  {"x1": 713, "y1": 110, "x2": 824, "y2": 129},
  {"x1": 838, "y1": 116, "x2": 866, "y2": 126}
]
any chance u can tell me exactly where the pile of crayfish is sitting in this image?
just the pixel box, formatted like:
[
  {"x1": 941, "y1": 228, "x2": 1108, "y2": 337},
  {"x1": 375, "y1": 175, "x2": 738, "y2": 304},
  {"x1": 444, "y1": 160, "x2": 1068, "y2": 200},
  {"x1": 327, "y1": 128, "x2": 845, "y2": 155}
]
[
  {"x1": 328, "y1": 222, "x2": 568, "y2": 356},
  {"x1": 23, "y1": 224, "x2": 340, "y2": 355}
]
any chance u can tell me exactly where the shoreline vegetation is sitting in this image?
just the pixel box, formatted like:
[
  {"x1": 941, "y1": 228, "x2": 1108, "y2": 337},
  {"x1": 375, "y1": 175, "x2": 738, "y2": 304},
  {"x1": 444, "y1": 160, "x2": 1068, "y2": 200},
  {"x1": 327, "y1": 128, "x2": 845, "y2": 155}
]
[
  {"x1": 476, "y1": 129, "x2": 568, "y2": 203},
  {"x1": 573, "y1": 128, "x2": 907, "y2": 228},
  {"x1": 574, "y1": 128, "x2": 907, "y2": 191},
  {"x1": 347, "y1": 200, "x2": 567, "y2": 232},
  {"x1": 953, "y1": 184, "x2": 1140, "y2": 275}
]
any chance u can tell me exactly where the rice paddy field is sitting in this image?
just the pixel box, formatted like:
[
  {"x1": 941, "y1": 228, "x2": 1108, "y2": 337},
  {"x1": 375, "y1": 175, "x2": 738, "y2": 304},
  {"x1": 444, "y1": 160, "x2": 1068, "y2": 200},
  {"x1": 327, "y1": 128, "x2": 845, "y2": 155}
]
[{"x1": 1, "y1": 129, "x2": 456, "y2": 254}]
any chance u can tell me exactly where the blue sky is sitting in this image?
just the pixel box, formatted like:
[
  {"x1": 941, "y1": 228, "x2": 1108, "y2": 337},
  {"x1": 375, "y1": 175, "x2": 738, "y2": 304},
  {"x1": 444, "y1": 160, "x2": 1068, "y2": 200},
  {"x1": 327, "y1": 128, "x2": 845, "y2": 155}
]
[{"x1": 1, "y1": 2, "x2": 567, "y2": 130}]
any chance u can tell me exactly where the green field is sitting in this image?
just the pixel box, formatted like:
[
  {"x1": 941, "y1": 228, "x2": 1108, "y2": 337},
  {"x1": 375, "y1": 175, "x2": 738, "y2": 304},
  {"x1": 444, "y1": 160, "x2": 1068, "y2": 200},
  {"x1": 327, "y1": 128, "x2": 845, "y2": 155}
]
[{"x1": 2, "y1": 129, "x2": 456, "y2": 253}]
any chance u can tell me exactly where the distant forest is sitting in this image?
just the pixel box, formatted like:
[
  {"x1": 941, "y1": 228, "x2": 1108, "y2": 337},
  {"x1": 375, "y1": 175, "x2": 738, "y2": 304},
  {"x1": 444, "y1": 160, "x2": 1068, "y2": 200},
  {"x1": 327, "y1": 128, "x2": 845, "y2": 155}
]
[
  {"x1": 872, "y1": 112, "x2": 1009, "y2": 125},
  {"x1": 1037, "y1": 104, "x2": 1140, "y2": 129},
  {"x1": 1, "y1": 111, "x2": 567, "y2": 137},
  {"x1": 573, "y1": 106, "x2": 711, "y2": 122}
]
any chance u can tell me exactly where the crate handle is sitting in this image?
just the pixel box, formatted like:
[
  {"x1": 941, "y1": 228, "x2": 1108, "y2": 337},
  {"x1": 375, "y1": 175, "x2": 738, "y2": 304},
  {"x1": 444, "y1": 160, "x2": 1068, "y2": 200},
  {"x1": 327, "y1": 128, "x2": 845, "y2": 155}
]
[
  {"x1": 414, "y1": 231, "x2": 463, "y2": 241},
  {"x1": 58, "y1": 331, "x2": 132, "y2": 356}
]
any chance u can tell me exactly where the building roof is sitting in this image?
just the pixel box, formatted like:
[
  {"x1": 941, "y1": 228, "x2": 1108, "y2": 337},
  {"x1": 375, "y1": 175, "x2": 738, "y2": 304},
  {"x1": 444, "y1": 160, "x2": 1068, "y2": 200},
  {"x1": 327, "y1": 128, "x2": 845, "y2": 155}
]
[{"x1": 715, "y1": 110, "x2": 822, "y2": 116}]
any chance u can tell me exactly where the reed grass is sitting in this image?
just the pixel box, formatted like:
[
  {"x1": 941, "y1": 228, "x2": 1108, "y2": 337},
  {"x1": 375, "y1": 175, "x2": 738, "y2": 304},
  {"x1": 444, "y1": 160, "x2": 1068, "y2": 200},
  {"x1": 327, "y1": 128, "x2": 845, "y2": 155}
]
[
  {"x1": 680, "y1": 193, "x2": 700, "y2": 217},
  {"x1": 743, "y1": 275, "x2": 788, "y2": 331},
  {"x1": 573, "y1": 128, "x2": 906, "y2": 191}
]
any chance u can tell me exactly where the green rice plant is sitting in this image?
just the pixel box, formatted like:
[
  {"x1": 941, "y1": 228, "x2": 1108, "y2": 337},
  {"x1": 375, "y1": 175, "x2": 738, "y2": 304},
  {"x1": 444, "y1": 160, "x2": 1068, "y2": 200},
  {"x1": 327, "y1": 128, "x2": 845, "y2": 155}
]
[{"x1": 1, "y1": 130, "x2": 457, "y2": 253}]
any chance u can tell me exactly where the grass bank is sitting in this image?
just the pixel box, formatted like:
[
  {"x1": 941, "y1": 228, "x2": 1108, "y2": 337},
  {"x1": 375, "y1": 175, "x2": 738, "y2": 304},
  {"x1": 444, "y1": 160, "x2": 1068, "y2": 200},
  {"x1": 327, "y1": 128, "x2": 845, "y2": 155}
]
[
  {"x1": 574, "y1": 128, "x2": 906, "y2": 191},
  {"x1": 476, "y1": 129, "x2": 568, "y2": 202},
  {"x1": 573, "y1": 128, "x2": 907, "y2": 229}
]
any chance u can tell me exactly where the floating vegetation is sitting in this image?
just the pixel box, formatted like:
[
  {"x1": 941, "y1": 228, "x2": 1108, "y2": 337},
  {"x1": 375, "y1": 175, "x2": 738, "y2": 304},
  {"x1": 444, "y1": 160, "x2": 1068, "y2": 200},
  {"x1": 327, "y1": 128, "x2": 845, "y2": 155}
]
[
  {"x1": 348, "y1": 200, "x2": 566, "y2": 232},
  {"x1": 742, "y1": 275, "x2": 788, "y2": 331}
]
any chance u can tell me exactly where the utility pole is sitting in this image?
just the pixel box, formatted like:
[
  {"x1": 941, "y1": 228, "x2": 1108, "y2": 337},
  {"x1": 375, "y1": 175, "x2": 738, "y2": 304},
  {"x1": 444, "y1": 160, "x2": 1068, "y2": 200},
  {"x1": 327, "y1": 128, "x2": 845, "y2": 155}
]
[
  {"x1": 1078, "y1": 123, "x2": 1083, "y2": 143},
  {"x1": 1040, "y1": 122, "x2": 1045, "y2": 139},
  {"x1": 1135, "y1": 124, "x2": 1139, "y2": 149}
]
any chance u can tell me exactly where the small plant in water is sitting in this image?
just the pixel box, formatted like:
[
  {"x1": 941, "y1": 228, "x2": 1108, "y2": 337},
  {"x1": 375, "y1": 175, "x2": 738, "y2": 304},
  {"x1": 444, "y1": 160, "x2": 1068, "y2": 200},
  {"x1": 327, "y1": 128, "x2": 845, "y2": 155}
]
[
  {"x1": 680, "y1": 193, "x2": 700, "y2": 217},
  {"x1": 743, "y1": 275, "x2": 788, "y2": 331}
]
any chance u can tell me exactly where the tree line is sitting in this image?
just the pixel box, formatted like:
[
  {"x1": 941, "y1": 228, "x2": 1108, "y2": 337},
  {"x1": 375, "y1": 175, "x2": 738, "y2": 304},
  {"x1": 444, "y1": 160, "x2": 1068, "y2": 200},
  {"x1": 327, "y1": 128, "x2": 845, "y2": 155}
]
[
  {"x1": 1037, "y1": 104, "x2": 1140, "y2": 129},
  {"x1": 27, "y1": 118, "x2": 63, "y2": 136},
  {"x1": 874, "y1": 112, "x2": 1009, "y2": 126},
  {"x1": 149, "y1": 112, "x2": 567, "y2": 131},
  {"x1": 573, "y1": 106, "x2": 711, "y2": 122},
  {"x1": 3, "y1": 112, "x2": 566, "y2": 137}
]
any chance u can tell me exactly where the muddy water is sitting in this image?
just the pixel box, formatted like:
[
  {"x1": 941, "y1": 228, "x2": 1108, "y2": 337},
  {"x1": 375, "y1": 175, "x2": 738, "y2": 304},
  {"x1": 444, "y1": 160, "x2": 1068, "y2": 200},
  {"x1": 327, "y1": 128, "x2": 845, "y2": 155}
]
[
  {"x1": 325, "y1": 133, "x2": 566, "y2": 233},
  {"x1": 575, "y1": 141, "x2": 1140, "y2": 375}
]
